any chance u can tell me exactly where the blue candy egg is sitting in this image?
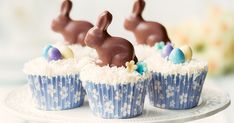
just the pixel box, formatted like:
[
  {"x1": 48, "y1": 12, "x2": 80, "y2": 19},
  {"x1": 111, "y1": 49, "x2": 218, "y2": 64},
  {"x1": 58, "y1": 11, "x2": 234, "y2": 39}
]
[
  {"x1": 161, "y1": 43, "x2": 174, "y2": 58},
  {"x1": 169, "y1": 48, "x2": 185, "y2": 64},
  {"x1": 48, "y1": 47, "x2": 62, "y2": 61},
  {"x1": 43, "y1": 44, "x2": 53, "y2": 59}
]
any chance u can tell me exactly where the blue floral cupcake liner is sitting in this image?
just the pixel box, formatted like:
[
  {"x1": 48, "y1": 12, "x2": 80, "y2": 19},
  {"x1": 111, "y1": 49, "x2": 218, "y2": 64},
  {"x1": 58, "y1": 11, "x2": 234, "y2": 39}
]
[
  {"x1": 84, "y1": 79, "x2": 149, "y2": 119},
  {"x1": 27, "y1": 74, "x2": 86, "y2": 110},
  {"x1": 148, "y1": 70, "x2": 208, "y2": 110}
]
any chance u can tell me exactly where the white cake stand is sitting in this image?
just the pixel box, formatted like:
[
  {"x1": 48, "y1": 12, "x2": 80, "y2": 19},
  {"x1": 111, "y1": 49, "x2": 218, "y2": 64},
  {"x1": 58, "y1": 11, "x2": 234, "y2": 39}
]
[{"x1": 3, "y1": 84, "x2": 230, "y2": 123}]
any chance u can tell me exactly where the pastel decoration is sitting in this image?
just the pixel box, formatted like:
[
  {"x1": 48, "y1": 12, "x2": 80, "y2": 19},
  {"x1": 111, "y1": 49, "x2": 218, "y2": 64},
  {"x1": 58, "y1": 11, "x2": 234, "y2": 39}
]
[
  {"x1": 180, "y1": 45, "x2": 193, "y2": 61},
  {"x1": 169, "y1": 48, "x2": 185, "y2": 64},
  {"x1": 154, "y1": 41, "x2": 165, "y2": 51},
  {"x1": 48, "y1": 47, "x2": 62, "y2": 61},
  {"x1": 161, "y1": 43, "x2": 174, "y2": 58},
  {"x1": 58, "y1": 46, "x2": 74, "y2": 59},
  {"x1": 136, "y1": 61, "x2": 147, "y2": 75},
  {"x1": 125, "y1": 60, "x2": 137, "y2": 73},
  {"x1": 43, "y1": 44, "x2": 53, "y2": 59}
]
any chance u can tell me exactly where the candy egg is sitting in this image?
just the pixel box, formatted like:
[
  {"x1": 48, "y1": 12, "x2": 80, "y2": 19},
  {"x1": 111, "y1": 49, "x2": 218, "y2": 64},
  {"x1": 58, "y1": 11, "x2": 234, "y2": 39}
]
[
  {"x1": 169, "y1": 48, "x2": 185, "y2": 64},
  {"x1": 180, "y1": 45, "x2": 193, "y2": 61},
  {"x1": 154, "y1": 41, "x2": 165, "y2": 50},
  {"x1": 58, "y1": 46, "x2": 74, "y2": 59},
  {"x1": 43, "y1": 44, "x2": 53, "y2": 59},
  {"x1": 161, "y1": 43, "x2": 174, "y2": 58},
  {"x1": 48, "y1": 47, "x2": 62, "y2": 61}
]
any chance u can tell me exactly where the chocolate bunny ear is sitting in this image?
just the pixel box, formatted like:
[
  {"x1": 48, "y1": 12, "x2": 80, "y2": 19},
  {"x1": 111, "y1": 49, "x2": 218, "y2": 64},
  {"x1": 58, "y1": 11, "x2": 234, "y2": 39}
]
[
  {"x1": 61, "y1": 0, "x2": 72, "y2": 16},
  {"x1": 132, "y1": 0, "x2": 145, "y2": 16},
  {"x1": 96, "y1": 11, "x2": 113, "y2": 31}
]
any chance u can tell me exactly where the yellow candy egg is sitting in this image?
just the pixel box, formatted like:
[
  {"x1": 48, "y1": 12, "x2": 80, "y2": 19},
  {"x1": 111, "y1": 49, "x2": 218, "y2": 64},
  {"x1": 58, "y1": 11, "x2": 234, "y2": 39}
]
[
  {"x1": 59, "y1": 46, "x2": 74, "y2": 59},
  {"x1": 180, "y1": 45, "x2": 192, "y2": 61}
]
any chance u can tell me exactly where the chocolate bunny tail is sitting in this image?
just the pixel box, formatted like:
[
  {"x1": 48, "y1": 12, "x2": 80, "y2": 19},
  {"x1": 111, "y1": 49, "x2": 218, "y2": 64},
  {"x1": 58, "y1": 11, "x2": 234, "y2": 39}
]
[{"x1": 96, "y1": 11, "x2": 113, "y2": 31}]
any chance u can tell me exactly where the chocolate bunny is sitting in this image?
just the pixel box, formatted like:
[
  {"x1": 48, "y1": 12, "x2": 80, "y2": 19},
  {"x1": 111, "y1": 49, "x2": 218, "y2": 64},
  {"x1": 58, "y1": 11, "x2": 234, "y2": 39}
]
[
  {"x1": 124, "y1": 0, "x2": 170, "y2": 46},
  {"x1": 51, "y1": 0, "x2": 93, "y2": 46},
  {"x1": 84, "y1": 11, "x2": 138, "y2": 67}
]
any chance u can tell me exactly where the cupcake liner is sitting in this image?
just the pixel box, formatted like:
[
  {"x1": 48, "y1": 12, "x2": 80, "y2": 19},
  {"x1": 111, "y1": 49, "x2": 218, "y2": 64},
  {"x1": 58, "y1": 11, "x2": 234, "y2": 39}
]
[
  {"x1": 148, "y1": 70, "x2": 208, "y2": 109},
  {"x1": 84, "y1": 79, "x2": 148, "y2": 119},
  {"x1": 27, "y1": 74, "x2": 86, "y2": 110}
]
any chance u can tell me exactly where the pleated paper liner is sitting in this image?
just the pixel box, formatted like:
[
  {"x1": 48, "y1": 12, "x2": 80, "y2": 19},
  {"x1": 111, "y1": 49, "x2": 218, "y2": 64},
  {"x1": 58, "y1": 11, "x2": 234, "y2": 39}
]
[
  {"x1": 148, "y1": 70, "x2": 208, "y2": 110},
  {"x1": 27, "y1": 74, "x2": 85, "y2": 110},
  {"x1": 84, "y1": 78, "x2": 149, "y2": 119}
]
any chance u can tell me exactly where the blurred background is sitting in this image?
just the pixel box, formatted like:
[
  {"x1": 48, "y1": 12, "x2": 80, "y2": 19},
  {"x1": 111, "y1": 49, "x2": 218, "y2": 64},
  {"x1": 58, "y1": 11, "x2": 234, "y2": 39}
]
[{"x1": 0, "y1": 0, "x2": 233, "y2": 123}]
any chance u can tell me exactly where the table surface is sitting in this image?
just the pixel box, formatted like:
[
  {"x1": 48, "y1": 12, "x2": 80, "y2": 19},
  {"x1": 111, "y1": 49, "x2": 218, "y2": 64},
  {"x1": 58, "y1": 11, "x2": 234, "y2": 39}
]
[{"x1": 0, "y1": 74, "x2": 233, "y2": 123}]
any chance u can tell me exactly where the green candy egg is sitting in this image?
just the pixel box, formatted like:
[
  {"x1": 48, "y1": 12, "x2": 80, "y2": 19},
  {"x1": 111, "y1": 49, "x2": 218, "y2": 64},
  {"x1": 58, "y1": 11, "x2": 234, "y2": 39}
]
[{"x1": 180, "y1": 45, "x2": 193, "y2": 61}]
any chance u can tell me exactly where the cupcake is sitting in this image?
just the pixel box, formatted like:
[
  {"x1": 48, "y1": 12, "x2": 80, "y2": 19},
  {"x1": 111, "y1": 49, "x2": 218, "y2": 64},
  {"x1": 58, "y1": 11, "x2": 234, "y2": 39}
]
[
  {"x1": 146, "y1": 43, "x2": 208, "y2": 109},
  {"x1": 23, "y1": 0, "x2": 96, "y2": 111},
  {"x1": 81, "y1": 62, "x2": 150, "y2": 119},
  {"x1": 80, "y1": 11, "x2": 151, "y2": 119},
  {"x1": 23, "y1": 44, "x2": 90, "y2": 110}
]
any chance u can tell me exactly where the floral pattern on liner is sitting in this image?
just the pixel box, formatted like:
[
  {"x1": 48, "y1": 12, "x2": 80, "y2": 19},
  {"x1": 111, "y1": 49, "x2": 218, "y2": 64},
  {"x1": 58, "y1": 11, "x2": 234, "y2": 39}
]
[
  {"x1": 84, "y1": 79, "x2": 149, "y2": 119},
  {"x1": 148, "y1": 70, "x2": 208, "y2": 110},
  {"x1": 27, "y1": 74, "x2": 85, "y2": 110}
]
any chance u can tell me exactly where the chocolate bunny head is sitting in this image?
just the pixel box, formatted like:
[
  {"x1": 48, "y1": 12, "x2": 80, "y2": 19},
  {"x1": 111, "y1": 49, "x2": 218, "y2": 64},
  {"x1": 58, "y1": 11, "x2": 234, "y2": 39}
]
[
  {"x1": 124, "y1": 0, "x2": 170, "y2": 46},
  {"x1": 85, "y1": 11, "x2": 112, "y2": 48},
  {"x1": 85, "y1": 11, "x2": 138, "y2": 67},
  {"x1": 124, "y1": 0, "x2": 145, "y2": 31},
  {"x1": 51, "y1": 0, "x2": 93, "y2": 46},
  {"x1": 51, "y1": 0, "x2": 72, "y2": 32}
]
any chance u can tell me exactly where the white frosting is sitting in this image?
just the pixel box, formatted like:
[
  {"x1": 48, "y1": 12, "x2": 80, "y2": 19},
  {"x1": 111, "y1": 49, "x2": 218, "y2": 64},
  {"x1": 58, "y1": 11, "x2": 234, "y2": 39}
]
[
  {"x1": 23, "y1": 42, "x2": 98, "y2": 76},
  {"x1": 54, "y1": 42, "x2": 97, "y2": 60},
  {"x1": 23, "y1": 57, "x2": 93, "y2": 76},
  {"x1": 80, "y1": 61, "x2": 151, "y2": 85},
  {"x1": 134, "y1": 44, "x2": 207, "y2": 75},
  {"x1": 145, "y1": 52, "x2": 208, "y2": 75},
  {"x1": 134, "y1": 44, "x2": 159, "y2": 61}
]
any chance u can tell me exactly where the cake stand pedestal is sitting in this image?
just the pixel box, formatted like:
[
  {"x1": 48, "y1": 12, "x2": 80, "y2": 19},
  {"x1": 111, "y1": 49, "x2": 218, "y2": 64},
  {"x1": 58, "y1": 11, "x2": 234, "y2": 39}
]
[{"x1": 3, "y1": 83, "x2": 230, "y2": 123}]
